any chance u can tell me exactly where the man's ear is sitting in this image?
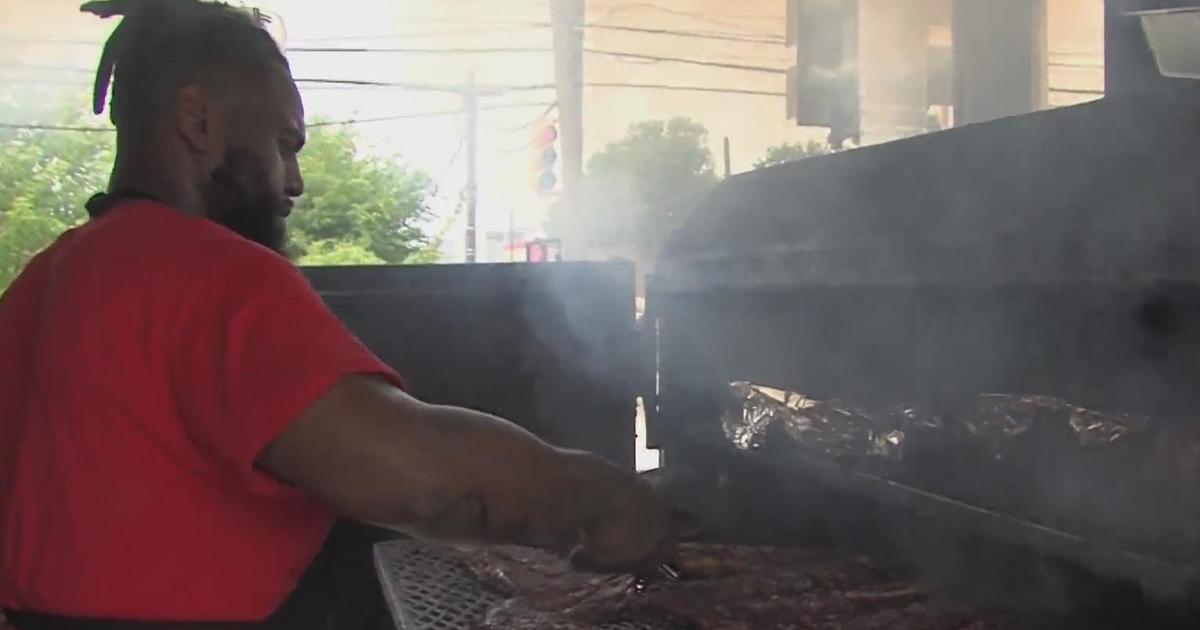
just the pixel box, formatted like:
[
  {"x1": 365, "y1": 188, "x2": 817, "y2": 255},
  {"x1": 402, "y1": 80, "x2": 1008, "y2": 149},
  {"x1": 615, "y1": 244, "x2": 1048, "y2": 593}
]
[{"x1": 174, "y1": 84, "x2": 222, "y2": 157}]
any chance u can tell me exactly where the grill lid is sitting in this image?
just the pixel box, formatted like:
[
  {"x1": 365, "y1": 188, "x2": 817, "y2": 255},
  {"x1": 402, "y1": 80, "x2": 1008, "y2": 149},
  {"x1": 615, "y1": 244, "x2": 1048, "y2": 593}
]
[{"x1": 658, "y1": 96, "x2": 1200, "y2": 291}]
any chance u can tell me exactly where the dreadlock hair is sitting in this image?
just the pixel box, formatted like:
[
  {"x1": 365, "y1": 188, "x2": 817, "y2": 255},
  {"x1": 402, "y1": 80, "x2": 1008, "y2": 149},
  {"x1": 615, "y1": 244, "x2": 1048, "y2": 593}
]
[{"x1": 80, "y1": 0, "x2": 290, "y2": 131}]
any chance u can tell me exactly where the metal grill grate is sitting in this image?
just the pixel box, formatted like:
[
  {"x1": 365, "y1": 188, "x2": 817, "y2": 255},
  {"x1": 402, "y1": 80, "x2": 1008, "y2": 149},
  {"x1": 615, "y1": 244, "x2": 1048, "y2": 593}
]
[{"x1": 374, "y1": 539, "x2": 678, "y2": 630}]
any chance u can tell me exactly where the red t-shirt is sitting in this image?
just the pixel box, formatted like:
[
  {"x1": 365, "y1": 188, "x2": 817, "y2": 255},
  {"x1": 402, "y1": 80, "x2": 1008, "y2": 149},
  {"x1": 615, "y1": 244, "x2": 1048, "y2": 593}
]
[{"x1": 0, "y1": 200, "x2": 400, "y2": 621}]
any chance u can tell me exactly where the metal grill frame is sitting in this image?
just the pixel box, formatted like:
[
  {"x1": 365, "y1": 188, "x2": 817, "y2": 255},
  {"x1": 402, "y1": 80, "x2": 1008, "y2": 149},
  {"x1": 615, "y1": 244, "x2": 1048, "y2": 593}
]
[{"x1": 373, "y1": 539, "x2": 675, "y2": 630}]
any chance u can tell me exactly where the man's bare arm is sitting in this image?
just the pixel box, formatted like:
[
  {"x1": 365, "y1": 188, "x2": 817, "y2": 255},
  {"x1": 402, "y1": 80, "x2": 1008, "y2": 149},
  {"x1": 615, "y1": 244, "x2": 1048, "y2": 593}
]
[{"x1": 257, "y1": 375, "x2": 671, "y2": 567}]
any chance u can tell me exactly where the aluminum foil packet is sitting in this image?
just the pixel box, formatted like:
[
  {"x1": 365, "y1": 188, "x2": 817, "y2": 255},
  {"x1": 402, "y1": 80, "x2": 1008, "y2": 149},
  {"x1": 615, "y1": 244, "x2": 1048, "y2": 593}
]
[
  {"x1": 724, "y1": 382, "x2": 904, "y2": 460},
  {"x1": 1068, "y1": 406, "x2": 1150, "y2": 448},
  {"x1": 725, "y1": 383, "x2": 1152, "y2": 462}
]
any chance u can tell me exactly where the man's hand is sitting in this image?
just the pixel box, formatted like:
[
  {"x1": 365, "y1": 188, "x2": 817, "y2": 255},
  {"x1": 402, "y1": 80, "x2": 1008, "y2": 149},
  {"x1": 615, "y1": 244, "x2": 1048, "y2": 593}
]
[{"x1": 561, "y1": 451, "x2": 676, "y2": 573}]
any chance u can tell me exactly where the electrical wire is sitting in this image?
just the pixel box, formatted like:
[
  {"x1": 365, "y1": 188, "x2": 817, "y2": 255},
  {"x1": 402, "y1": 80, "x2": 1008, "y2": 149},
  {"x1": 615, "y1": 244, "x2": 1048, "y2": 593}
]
[
  {"x1": 287, "y1": 23, "x2": 787, "y2": 46},
  {"x1": 288, "y1": 25, "x2": 548, "y2": 43},
  {"x1": 0, "y1": 123, "x2": 113, "y2": 132},
  {"x1": 0, "y1": 63, "x2": 91, "y2": 74},
  {"x1": 584, "y1": 82, "x2": 786, "y2": 97},
  {"x1": 300, "y1": 78, "x2": 782, "y2": 100},
  {"x1": 272, "y1": 79, "x2": 788, "y2": 98},
  {"x1": 0, "y1": 35, "x2": 101, "y2": 46},
  {"x1": 1047, "y1": 61, "x2": 1104, "y2": 69},
  {"x1": 0, "y1": 101, "x2": 557, "y2": 133},
  {"x1": 294, "y1": 78, "x2": 490, "y2": 93},
  {"x1": 591, "y1": 3, "x2": 785, "y2": 38},
  {"x1": 1049, "y1": 87, "x2": 1105, "y2": 95},
  {"x1": 498, "y1": 140, "x2": 534, "y2": 155},
  {"x1": 0, "y1": 78, "x2": 91, "y2": 86},
  {"x1": 285, "y1": 45, "x2": 788, "y2": 74},
  {"x1": 583, "y1": 48, "x2": 787, "y2": 74},
  {"x1": 308, "y1": 101, "x2": 556, "y2": 127},
  {"x1": 582, "y1": 22, "x2": 785, "y2": 44},
  {"x1": 287, "y1": 46, "x2": 551, "y2": 55},
  {"x1": 427, "y1": 136, "x2": 466, "y2": 201},
  {"x1": 1, "y1": 76, "x2": 785, "y2": 98},
  {"x1": 495, "y1": 102, "x2": 558, "y2": 132}
]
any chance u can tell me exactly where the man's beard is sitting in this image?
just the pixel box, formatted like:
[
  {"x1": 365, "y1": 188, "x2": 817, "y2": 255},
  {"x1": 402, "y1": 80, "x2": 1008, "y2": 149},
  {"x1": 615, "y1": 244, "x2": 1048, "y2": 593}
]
[{"x1": 201, "y1": 147, "x2": 289, "y2": 255}]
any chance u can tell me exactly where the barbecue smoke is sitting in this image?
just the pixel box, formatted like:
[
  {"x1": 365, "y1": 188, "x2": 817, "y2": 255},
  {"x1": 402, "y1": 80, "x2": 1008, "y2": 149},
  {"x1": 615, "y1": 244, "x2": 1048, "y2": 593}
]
[{"x1": 534, "y1": 2, "x2": 1200, "y2": 622}]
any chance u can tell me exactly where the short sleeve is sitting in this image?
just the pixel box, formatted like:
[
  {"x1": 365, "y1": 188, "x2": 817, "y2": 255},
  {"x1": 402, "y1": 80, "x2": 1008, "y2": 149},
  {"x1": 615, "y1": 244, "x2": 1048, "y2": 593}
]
[{"x1": 171, "y1": 248, "x2": 402, "y2": 493}]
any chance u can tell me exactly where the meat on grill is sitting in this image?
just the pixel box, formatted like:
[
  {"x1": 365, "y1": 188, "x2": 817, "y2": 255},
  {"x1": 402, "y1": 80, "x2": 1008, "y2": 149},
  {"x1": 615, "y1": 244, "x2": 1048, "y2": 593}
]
[
  {"x1": 465, "y1": 545, "x2": 638, "y2": 621},
  {"x1": 469, "y1": 544, "x2": 1009, "y2": 630}
]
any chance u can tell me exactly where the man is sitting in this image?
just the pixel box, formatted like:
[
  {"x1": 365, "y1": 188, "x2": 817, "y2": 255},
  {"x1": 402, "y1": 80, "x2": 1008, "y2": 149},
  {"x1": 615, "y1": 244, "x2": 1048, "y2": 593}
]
[{"x1": 0, "y1": 1, "x2": 674, "y2": 628}]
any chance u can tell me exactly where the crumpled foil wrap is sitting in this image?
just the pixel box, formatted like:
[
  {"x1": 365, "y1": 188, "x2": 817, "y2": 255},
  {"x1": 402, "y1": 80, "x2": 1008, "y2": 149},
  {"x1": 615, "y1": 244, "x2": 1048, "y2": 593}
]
[
  {"x1": 724, "y1": 383, "x2": 1200, "y2": 563},
  {"x1": 725, "y1": 382, "x2": 904, "y2": 460},
  {"x1": 724, "y1": 383, "x2": 1151, "y2": 462},
  {"x1": 1068, "y1": 406, "x2": 1150, "y2": 448}
]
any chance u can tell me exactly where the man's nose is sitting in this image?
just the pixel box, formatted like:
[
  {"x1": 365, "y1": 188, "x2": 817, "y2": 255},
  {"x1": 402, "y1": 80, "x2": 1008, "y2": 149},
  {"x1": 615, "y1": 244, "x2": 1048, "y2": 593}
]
[{"x1": 284, "y1": 161, "x2": 304, "y2": 198}]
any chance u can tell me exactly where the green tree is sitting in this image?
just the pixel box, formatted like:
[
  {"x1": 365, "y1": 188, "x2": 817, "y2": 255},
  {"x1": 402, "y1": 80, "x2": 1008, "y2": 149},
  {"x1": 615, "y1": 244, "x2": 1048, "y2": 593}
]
[
  {"x1": 289, "y1": 124, "x2": 437, "y2": 266},
  {"x1": 0, "y1": 98, "x2": 114, "y2": 289},
  {"x1": 0, "y1": 198, "x2": 72, "y2": 286},
  {"x1": 556, "y1": 117, "x2": 718, "y2": 264},
  {"x1": 754, "y1": 140, "x2": 831, "y2": 169},
  {"x1": 0, "y1": 103, "x2": 440, "y2": 291}
]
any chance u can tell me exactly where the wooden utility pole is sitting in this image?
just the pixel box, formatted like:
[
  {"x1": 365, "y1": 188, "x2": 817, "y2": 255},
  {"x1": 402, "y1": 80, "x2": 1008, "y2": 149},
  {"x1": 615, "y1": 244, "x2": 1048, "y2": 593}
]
[
  {"x1": 550, "y1": 0, "x2": 584, "y2": 256},
  {"x1": 723, "y1": 137, "x2": 732, "y2": 178},
  {"x1": 464, "y1": 73, "x2": 479, "y2": 263}
]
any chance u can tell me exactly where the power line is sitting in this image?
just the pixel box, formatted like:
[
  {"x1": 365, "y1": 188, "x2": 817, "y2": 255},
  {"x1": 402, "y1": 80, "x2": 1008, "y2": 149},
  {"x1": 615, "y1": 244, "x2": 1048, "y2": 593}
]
[
  {"x1": 1, "y1": 75, "x2": 508, "y2": 94},
  {"x1": 0, "y1": 101, "x2": 557, "y2": 133},
  {"x1": 584, "y1": 82, "x2": 786, "y2": 97},
  {"x1": 1049, "y1": 49, "x2": 1104, "y2": 57},
  {"x1": 496, "y1": 102, "x2": 558, "y2": 132},
  {"x1": 287, "y1": 45, "x2": 787, "y2": 74},
  {"x1": 592, "y1": 3, "x2": 785, "y2": 38},
  {"x1": 286, "y1": 78, "x2": 788, "y2": 97},
  {"x1": 308, "y1": 101, "x2": 556, "y2": 127},
  {"x1": 288, "y1": 45, "x2": 788, "y2": 71},
  {"x1": 288, "y1": 25, "x2": 549, "y2": 43},
  {"x1": 287, "y1": 46, "x2": 551, "y2": 55},
  {"x1": 1, "y1": 63, "x2": 91, "y2": 74},
  {"x1": 427, "y1": 136, "x2": 466, "y2": 201},
  {"x1": 277, "y1": 9, "x2": 547, "y2": 22},
  {"x1": 3, "y1": 75, "x2": 785, "y2": 98},
  {"x1": 1049, "y1": 87, "x2": 1105, "y2": 95},
  {"x1": 294, "y1": 78, "x2": 499, "y2": 93},
  {"x1": 584, "y1": 48, "x2": 787, "y2": 74},
  {"x1": 0, "y1": 78, "x2": 90, "y2": 86},
  {"x1": 286, "y1": 22, "x2": 786, "y2": 45},
  {"x1": 0, "y1": 123, "x2": 112, "y2": 132},
  {"x1": 0, "y1": 35, "x2": 100, "y2": 46},
  {"x1": 0, "y1": 19, "x2": 790, "y2": 47},
  {"x1": 582, "y1": 22, "x2": 785, "y2": 44},
  {"x1": 1047, "y1": 61, "x2": 1104, "y2": 69}
]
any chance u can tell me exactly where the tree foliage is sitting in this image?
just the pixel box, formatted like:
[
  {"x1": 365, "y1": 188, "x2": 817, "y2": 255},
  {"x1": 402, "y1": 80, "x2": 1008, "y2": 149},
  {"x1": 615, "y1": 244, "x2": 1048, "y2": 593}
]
[
  {"x1": 289, "y1": 124, "x2": 436, "y2": 266},
  {"x1": 0, "y1": 101, "x2": 439, "y2": 292},
  {"x1": 556, "y1": 117, "x2": 718, "y2": 263},
  {"x1": 754, "y1": 140, "x2": 832, "y2": 169},
  {"x1": 0, "y1": 100, "x2": 113, "y2": 289}
]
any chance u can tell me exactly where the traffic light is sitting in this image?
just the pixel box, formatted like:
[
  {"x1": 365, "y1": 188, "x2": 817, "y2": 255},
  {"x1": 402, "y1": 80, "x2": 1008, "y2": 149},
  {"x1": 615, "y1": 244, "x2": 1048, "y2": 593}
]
[
  {"x1": 531, "y1": 122, "x2": 559, "y2": 196},
  {"x1": 526, "y1": 238, "x2": 563, "y2": 263}
]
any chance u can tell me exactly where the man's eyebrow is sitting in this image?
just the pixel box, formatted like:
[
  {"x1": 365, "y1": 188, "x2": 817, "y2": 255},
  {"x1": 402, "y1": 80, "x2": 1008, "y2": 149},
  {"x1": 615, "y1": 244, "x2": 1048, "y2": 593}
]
[{"x1": 281, "y1": 126, "x2": 306, "y2": 150}]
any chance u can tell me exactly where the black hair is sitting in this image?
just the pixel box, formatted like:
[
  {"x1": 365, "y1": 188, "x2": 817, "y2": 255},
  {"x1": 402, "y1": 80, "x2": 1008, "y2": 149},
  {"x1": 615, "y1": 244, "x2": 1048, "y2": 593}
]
[{"x1": 80, "y1": 0, "x2": 290, "y2": 128}]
